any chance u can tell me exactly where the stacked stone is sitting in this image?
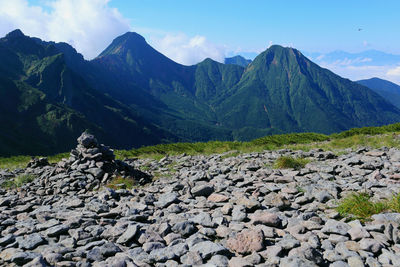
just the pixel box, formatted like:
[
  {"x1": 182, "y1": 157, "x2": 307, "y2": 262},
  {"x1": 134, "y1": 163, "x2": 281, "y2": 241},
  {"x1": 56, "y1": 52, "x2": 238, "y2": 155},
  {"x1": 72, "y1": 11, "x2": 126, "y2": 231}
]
[
  {"x1": 61, "y1": 132, "x2": 115, "y2": 184},
  {"x1": 20, "y1": 133, "x2": 149, "y2": 195}
]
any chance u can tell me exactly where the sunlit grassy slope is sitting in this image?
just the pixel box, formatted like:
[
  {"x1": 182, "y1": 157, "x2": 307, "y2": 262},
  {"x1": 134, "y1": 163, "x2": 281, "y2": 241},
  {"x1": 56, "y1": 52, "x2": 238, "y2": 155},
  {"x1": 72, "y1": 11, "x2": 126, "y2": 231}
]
[{"x1": 2, "y1": 123, "x2": 400, "y2": 170}]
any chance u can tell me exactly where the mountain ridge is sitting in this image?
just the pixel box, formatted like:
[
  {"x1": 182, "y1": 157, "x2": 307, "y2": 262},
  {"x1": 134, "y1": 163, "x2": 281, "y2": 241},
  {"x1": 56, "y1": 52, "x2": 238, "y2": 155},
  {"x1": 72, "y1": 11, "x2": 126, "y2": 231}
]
[
  {"x1": 358, "y1": 77, "x2": 400, "y2": 108},
  {"x1": 0, "y1": 29, "x2": 400, "y2": 156}
]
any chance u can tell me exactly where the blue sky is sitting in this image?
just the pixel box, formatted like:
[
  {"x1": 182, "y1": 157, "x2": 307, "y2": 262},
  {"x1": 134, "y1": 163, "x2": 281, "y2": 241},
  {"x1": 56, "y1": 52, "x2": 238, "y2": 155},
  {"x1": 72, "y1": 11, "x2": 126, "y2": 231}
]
[
  {"x1": 111, "y1": 0, "x2": 400, "y2": 54},
  {"x1": 1, "y1": 0, "x2": 399, "y2": 83}
]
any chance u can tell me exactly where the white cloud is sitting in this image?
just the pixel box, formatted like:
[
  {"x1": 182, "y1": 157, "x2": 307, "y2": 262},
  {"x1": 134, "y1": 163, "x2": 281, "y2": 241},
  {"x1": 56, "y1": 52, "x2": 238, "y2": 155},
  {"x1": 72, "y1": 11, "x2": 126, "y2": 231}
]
[
  {"x1": 150, "y1": 33, "x2": 226, "y2": 65},
  {"x1": 387, "y1": 66, "x2": 400, "y2": 77},
  {"x1": 325, "y1": 57, "x2": 372, "y2": 66},
  {"x1": 319, "y1": 62, "x2": 400, "y2": 84},
  {"x1": 0, "y1": 0, "x2": 131, "y2": 59},
  {"x1": 0, "y1": 0, "x2": 228, "y2": 63}
]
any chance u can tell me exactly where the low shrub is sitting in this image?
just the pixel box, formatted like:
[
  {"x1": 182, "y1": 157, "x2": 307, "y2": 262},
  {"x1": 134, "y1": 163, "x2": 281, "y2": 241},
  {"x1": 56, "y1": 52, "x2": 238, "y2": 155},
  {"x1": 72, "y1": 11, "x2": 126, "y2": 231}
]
[
  {"x1": 1, "y1": 174, "x2": 36, "y2": 188},
  {"x1": 106, "y1": 176, "x2": 136, "y2": 190},
  {"x1": 274, "y1": 156, "x2": 310, "y2": 170},
  {"x1": 336, "y1": 192, "x2": 389, "y2": 221}
]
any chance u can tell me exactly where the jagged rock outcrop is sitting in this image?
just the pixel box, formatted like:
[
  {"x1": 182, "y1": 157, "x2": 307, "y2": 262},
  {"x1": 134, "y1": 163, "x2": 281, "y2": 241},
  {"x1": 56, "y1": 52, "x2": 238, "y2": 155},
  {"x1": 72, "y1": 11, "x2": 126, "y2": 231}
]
[{"x1": 0, "y1": 138, "x2": 400, "y2": 266}]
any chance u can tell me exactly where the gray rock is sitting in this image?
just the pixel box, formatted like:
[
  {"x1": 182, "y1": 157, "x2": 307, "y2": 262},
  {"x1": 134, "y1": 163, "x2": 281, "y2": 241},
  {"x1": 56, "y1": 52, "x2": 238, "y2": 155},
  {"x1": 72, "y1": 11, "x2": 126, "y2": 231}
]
[
  {"x1": 191, "y1": 184, "x2": 214, "y2": 197},
  {"x1": 155, "y1": 192, "x2": 179, "y2": 208},
  {"x1": 86, "y1": 168, "x2": 104, "y2": 179},
  {"x1": 330, "y1": 261, "x2": 349, "y2": 267},
  {"x1": 77, "y1": 132, "x2": 98, "y2": 148},
  {"x1": 280, "y1": 256, "x2": 319, "y2": 267},
  {"x1": 17, "y1": 233, "x2": 45, "y2": 250},
  {"x1": 22, "y1": 255, "x2": 49, "y2": 267},
  {"x1": 322, "y1": 220, "x2": 351, "y2": 236},
  {"x1": 10, "y1": 252, "x2": 40, "y2": 265},
  {"x1": 116, "y1": 224, "x2": 138, "y2": 244},
  {"x1": 45, "y1": 224, "x2": 69, "y2": 237},
  {"x1": 359, "y1": 238, "x2": 383, "y2": 254},
  {"x1": 180, "y1": 251, "x2": 203, "y2": 265},
  {"x1": 0, "y1": 234, "x2": 15, "y2": 246},
  {"x1": 171, "y1": 221, "x2": 196, "y2": 237},
  {"x1": 190, "y1": 241, "x2": 228, "y2": 260},
  {"x1": 209, "y1": 254, "x2": 229, "y2": 266},
  {"x1": 347, "y1": 256, "x2": 364, "y2": 267}
]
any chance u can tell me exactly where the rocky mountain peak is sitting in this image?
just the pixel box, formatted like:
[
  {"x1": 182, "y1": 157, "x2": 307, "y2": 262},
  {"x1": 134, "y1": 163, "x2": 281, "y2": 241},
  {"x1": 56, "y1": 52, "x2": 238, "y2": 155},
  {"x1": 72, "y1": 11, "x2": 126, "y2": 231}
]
[{"x1": 5, "y1": 29, "x2": 25, "y2": 39}]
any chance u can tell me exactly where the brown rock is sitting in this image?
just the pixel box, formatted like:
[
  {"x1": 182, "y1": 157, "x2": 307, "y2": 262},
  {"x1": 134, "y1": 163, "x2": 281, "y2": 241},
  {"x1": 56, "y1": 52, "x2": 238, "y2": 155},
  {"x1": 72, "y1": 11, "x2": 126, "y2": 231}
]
[
  {"x1": 227, "y1": 229, "x2": 265, "y2": 254},
  {"x1": 207, "y1": 193, "x2": 229, "y2": 203},
  {"x1": 250, "y1": 211, "x2": 281, "y2": 227},
  {"x1": 345, "y1": 241, "x2": 361, "y2": 251}
]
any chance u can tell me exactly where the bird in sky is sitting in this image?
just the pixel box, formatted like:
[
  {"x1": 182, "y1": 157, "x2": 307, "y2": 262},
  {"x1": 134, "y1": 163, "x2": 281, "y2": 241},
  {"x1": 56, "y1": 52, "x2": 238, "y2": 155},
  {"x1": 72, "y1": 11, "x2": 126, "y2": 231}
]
[{"x1": 358, "y1": 28, "x2": 363, "y2": 31}]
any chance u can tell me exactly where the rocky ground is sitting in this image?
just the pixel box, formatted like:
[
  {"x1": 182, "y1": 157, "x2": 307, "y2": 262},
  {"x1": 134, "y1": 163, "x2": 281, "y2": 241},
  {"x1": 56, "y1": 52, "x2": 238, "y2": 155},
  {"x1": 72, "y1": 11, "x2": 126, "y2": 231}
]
[{"x1": 0, "y1": 133, "x2": 400, "y2": 266}]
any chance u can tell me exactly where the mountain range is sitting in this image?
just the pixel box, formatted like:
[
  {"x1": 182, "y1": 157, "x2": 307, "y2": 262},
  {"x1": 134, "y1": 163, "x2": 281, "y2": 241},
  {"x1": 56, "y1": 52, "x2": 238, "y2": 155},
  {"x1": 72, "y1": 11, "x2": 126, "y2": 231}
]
[
  {"x1": 1, "y1": 29, "x2": 400, "y2": 156},
  {"x1": 357, "y1": 77, "x2": 400, "y2": 109},
  {"x1": 224, "y1": 55, "x2": 252, "y2": 67}
]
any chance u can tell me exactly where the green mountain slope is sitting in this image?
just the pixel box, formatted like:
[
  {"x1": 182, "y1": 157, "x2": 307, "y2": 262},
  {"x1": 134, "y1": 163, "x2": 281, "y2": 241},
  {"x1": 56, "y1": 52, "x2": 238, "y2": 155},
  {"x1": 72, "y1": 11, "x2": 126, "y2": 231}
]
[
  {"x1": 1, "y1": 30, "x2": 400, "y2": 156},
  {"x1": 224, "y1": 55, "x2": 252, "y2": 67},
  {"x1": 0, "y1": 30, "x2": 173, "y2": 156},
  {"x1": 357, "y1": 77, "x2": 400, "y2": 109},
  {"x1": 215, "y1": 46, "x2": 400, "y2": 136}
]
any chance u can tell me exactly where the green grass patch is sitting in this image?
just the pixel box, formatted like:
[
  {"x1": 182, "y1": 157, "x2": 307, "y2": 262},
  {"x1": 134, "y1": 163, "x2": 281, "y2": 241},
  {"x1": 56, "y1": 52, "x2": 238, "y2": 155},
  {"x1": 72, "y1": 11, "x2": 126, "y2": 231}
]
[
  {"x1": 0, "y1": 153, "x2": 69, "y2": 171},
  {"x1": 3, "y1": 123, "x2": 400, "y2": 169},
  {"x1": 1, "y1": 174, "x2": 36, "y2": 189},
  {"x1": 388, "y1": 193, "x2": 400, "y2": 212},
  {"x1": 336, "y1": 192, "x2": 400, "y2": 221},
  {"x1": 105, "y1": 176, "x2": 137, "y2": 190},
  {"x1": 274, "y1": 156, "x2": 310, "y2": 170}
]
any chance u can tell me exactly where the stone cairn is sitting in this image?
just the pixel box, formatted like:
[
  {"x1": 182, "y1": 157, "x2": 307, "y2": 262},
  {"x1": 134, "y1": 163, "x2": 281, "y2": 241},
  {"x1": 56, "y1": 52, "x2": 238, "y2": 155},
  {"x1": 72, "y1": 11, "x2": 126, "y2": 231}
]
[{"x1": 24, "y1": 132, "x2": 150, "y2": 195}]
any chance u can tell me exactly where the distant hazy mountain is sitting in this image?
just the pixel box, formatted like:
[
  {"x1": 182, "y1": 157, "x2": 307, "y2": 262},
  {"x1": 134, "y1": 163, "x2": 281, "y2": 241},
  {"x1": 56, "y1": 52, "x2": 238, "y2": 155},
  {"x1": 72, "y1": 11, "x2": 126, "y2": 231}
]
[
  {"x1": 305, "y1": 50, "x2": 400, "y2": 66},
  {"x1": 358, "y1": 78, "x2": 400, "y2": 108},
  {"x1": 224, "y1": 55, "x2": 252, "y2": 67},
  {"x1": 1, "y1": 29, "x2": 400, "y2": 156}
]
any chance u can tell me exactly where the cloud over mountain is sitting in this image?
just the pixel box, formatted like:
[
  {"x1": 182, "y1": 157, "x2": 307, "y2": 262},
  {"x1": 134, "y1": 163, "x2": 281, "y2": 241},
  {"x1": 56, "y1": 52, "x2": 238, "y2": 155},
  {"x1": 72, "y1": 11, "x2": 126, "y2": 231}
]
[
  {"x1": 0, "y1": 0, "x2": 227, "y2": 63},
  {"x1": 0, "y1": 0, "x2": 131, "y2": 59},
  {"x1": 150, "y1": 33, "x2": 226, "y2": 65}
]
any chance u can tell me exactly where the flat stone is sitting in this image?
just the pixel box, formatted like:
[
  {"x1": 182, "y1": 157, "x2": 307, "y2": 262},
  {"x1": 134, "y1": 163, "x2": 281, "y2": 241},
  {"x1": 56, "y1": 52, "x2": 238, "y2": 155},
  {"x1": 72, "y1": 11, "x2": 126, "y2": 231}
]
[
  {"x1": 208, "y1": 193, "x2": 229, "y2": 202},
  {"x1": 180, "y1": 251, "x2": 203, "y2": 265},
  {"x1": 116, "y1": 224, "x2": 138, "y2": 244},
  {"x1": 228, "y1": 257, "x2": 252, "y2": 267},
  {"x1": 45, "y1": 224, "x2": 69, "y2": 237},
  {"x1": 0, "y1": 234, "x2": 15, "y2": 246},
  {"x1": 191, "y1": 184, "x2": 214, "y2": 197},
  {"x1": 23, "y1": 255, "x2": 48, "y2": 267},
  {"x1": 17, "y1": 233, "x2": 45, "y2": 250},
  {"x1": 359, "y1": 238, "x2": 383, "y2": 254},
  {"x1": 209, "y1": 254, "x2": 230, "y2": 266},
  {"x1": 250, "y1": 211, "x2": 281, "y2": 227},
  {"x1": 86, "y1": 168, "x2": 104, "y2": 179},
  {"x1": 347, "y1": 256, "x2": 364, "y2": 267},
  {"x1": 11, "y1": 252, "x2": 40, "y2": 265},
  {"x1": 348, "y1": 227, "x2": 370, "y2": 241},
  {"x1": 322, "y1": 219, "x2": 351, "y2": 236},
  {"x1": 154, "y1": 192, "x2": 179, "y2": 208},
  {"x1": 190, "y1": 240, "x2": 228, "y2": 260},
  {"x1": 171, "y1": 221, "x2": 196, "y2": 237},
  {"x1": 280, "y1": 256, "x2": 319, "y2": 267}
]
